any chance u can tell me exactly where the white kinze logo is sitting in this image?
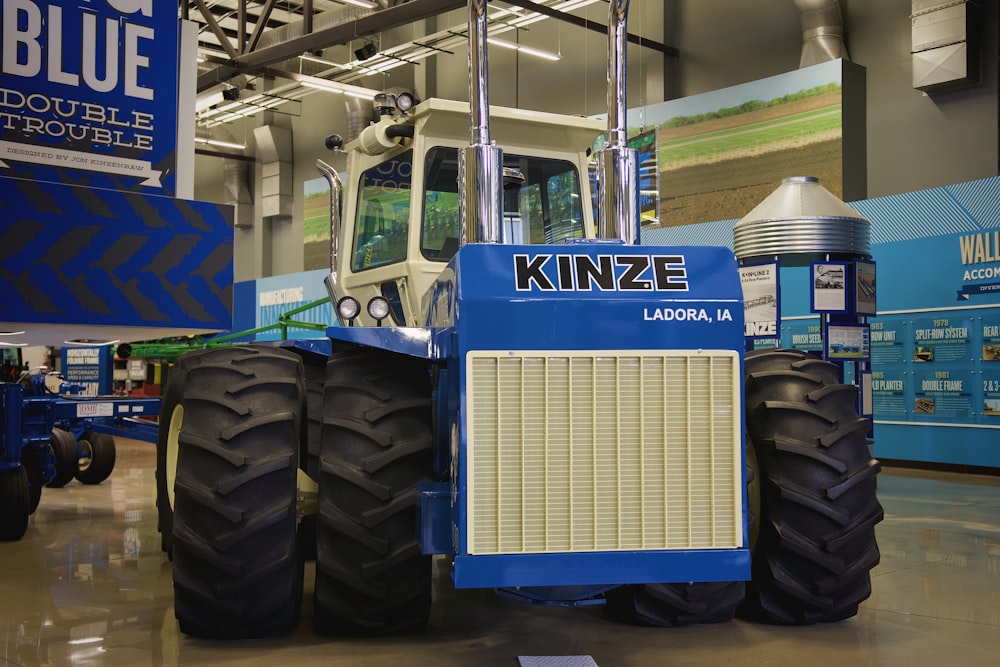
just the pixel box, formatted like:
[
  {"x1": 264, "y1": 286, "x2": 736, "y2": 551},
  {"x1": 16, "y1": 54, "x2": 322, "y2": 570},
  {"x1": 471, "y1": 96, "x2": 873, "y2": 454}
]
[{"x1": 514, "y1": 254, "x2": 690, "y2": 292}]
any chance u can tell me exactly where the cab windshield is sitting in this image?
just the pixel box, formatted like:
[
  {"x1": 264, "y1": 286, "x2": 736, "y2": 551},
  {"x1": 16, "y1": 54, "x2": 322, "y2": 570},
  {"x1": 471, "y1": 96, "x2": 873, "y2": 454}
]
[{"x1": 421, "y1": 147, "x2": 585, "y2": 262}]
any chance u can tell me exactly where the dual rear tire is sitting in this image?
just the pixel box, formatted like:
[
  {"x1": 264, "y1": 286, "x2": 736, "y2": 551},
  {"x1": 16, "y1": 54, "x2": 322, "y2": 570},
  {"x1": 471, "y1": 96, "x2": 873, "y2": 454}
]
[{"x1": 161, "y1": 345, "x2": 431, "y2": 638}]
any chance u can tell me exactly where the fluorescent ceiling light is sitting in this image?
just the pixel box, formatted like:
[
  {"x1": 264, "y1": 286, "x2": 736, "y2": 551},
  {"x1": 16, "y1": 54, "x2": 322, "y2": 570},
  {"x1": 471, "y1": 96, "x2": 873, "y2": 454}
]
[
  {"x1": 298, "y1": 54, "x2": 353, "y2": 70},
  {"x1": 516, "y1": 45, "x2": 561, "y2": 61},
  {"x1": 195, "y1": 137, "x2": 247, "y2": 150},
  {"x1": 487, "y1": 38, "x2": 559, "y2": 61},
  {"x1": 296, "y1": 75, "x2": 379, "y2": 99},
  {"x1": 338, "y1": 0, "x2": 377, "y2": 8},
  {"x1": 301, "y1": 80, "x2": 343, "y2": 94}
]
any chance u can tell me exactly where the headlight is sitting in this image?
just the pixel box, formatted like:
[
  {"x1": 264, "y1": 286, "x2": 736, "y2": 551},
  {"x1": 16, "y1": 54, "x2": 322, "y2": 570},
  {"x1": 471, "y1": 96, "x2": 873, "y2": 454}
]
[
  {"x1": 337, "y1": 296, "x2": 361, "y2": 323},
  {"x1": 367, "y1": 296, "x2": 391, "y2": 324},
  {"x1": 396, "y1": 92, "x2": 415, "y2": 113}
]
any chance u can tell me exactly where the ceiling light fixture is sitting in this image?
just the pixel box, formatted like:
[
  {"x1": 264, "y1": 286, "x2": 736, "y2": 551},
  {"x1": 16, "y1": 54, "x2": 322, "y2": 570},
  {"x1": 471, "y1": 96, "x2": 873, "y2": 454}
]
[
  {"x1": 338, "y1": 0, "x2": 378, "y2": 8},
  {"x1": 486, "y1": 38, "x2": 560, "y2": 61},
  {"x1": 299, "y1": 54, "x2": 354, "y2": 71},
  {"x1": 195, "y1": 137, "x2": 247, "y2": 150},
  {"x1": 296, "y1": 75, "x2": 379, "y2": 99},
  {"x1": 301, "y1": 80, "x2": 343, "y2": 94}
]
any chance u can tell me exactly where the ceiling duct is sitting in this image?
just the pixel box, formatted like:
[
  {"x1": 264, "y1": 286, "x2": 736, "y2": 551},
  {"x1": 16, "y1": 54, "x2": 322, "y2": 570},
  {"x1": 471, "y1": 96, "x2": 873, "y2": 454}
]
[
  {"x1": 794, "y1": 0, "x2": 850, "y2": 67},
  {"x1": 733, "y1": 176, "x2": 870, "y2": 261}
]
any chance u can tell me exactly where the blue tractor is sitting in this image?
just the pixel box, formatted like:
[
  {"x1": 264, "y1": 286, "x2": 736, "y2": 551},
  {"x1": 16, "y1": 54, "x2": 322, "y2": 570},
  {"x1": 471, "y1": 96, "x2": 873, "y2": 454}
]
[{"x1": 156, "y1": 0, "x2": 881, "y2": 638}]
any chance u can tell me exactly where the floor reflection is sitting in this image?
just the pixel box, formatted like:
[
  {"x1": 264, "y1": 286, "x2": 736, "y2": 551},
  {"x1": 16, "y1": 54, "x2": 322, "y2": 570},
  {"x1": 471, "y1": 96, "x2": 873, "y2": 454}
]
[{"x1": 0, "y1": 440, "x2": 998, "y2": 666}]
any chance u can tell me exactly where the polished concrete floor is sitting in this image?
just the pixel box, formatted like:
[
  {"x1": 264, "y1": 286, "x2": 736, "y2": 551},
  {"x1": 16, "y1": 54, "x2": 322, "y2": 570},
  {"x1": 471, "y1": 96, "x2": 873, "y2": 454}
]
[{"x1": 2, "y1": 438, "x2": 999, "y2": 667}]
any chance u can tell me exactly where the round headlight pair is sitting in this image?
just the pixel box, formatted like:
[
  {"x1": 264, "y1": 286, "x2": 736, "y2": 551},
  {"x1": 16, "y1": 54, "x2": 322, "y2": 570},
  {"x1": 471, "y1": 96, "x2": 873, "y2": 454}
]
[{"x1": 336, "y1": 295, "x2": 391, "y2": 325}]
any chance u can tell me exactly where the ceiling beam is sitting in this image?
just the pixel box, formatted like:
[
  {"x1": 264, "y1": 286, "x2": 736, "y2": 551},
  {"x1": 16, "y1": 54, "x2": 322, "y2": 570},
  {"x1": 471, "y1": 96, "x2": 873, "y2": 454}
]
[
  {"x1": 499, "y1": 0, "x2": 678, "y2": 57},
  {"x1": 197, "y1": 0, "x2": 465, "y2": 91}
]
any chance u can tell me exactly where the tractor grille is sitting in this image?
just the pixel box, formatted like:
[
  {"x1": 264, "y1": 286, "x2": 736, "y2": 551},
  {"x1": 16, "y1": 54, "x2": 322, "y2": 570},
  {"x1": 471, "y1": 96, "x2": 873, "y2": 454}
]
[{"x1": 466, "y1": 350, "x2": 742, "y2": 555}]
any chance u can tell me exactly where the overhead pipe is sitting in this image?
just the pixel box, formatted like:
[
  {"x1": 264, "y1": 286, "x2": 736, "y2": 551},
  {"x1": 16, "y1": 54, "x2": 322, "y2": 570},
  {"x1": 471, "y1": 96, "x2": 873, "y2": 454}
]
[
  {"x1": 459, "y1": 0, "x2": 503, "y2": 245},
  {"x1": 794, "y1": 0, "x2": 850, "y2": 67},
  {"x1": 594, "y1": 0, "x2": 640, "y2": 244}
]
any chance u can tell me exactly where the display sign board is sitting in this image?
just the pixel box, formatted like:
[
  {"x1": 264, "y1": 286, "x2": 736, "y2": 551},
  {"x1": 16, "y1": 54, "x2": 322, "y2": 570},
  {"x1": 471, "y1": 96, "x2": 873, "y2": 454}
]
[
  {"x1": 61, "y1": 345, "x2": 111, "y2": 396},
  {"x1": 0, "y1": 0, "x2": 180, "y2": 195},
  {"x1": 740, "y1": 261, "x2": 779, "y2": 338}
]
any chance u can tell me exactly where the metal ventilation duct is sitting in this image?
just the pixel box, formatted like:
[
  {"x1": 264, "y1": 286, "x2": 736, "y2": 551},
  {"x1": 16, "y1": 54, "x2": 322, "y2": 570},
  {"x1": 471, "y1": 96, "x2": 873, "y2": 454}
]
[
  {"x1": 733, "y1": 176, "x2": 870, "y2": 260},
  {"x1": 794, "y1": 0, "x2": 850, "y2": 67}
]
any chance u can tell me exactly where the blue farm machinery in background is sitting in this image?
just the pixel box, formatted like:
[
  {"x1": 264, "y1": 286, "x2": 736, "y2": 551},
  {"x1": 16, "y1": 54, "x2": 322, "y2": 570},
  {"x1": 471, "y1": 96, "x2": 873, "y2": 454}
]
[
  {"x1": 153, "y1": 0, "x2": 883, "y2": 639},
  {"x1": 1, "y1": 359, "x2": 160, "y2": 541}
]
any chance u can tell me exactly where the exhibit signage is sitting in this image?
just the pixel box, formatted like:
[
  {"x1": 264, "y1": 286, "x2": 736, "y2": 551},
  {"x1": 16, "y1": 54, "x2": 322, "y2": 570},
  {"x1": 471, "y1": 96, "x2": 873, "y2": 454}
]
[
  {"x1": 0, "y1": 0, "x2": 180, "y2": 194},
  {"x1": 740, "y1": 261, "x2": 779, "y2": 338}
]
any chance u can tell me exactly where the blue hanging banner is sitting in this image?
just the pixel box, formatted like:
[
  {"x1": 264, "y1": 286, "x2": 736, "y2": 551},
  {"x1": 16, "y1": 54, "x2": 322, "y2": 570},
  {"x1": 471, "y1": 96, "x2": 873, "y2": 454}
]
[{"x1": 0, "y1": 0, "x2": 180, "y2": 195}]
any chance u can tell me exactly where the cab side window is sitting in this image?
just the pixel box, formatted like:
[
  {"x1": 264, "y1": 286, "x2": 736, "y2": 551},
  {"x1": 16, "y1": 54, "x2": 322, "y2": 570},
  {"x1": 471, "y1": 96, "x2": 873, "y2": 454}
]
[{"x1": 352, "y1": 151, "x2": 412, "y2": 272}]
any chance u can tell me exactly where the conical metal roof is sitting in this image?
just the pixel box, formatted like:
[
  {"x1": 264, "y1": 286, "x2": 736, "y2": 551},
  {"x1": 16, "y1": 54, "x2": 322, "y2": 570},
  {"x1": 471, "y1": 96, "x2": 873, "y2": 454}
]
[{"x1": 733, "y1": 176, "x2": 870, "y2": 260}]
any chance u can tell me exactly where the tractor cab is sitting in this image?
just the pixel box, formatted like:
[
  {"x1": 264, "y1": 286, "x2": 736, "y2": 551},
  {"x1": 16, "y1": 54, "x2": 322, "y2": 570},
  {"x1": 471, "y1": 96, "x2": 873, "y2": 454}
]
[{"x1": 319, "y1": 97, "x2": 606, "y2": 327}]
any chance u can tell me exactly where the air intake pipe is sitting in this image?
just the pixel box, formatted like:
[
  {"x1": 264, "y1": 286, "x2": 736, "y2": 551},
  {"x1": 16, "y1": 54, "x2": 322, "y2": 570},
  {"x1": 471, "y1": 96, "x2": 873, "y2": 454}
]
[
  {"x1": 594, "y1": 0, "x2": 640, "y2": 244},
  {"x1": 459, "y1": 0, "x2": 503, "y2": 246},
  {"x1": 794, "y1": 0, "x2": 850, "y2": 67}
]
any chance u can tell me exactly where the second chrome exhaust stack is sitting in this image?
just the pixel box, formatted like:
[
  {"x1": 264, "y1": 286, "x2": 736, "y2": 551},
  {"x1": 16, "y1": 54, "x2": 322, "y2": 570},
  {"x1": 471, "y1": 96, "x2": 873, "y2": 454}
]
[
  {"x1": 594, "y1": 0, "x2": 640, "y2": 244},
  {"x1": 459, "y1": 0, "x2": 503, "y2": 246}
]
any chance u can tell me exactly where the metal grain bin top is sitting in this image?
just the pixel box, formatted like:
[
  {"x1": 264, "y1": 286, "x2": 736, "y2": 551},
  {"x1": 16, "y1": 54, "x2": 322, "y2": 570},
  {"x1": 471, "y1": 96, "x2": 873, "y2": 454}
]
[{"x1": 733, "y1": 176, "x2": 870, "y2": 261}]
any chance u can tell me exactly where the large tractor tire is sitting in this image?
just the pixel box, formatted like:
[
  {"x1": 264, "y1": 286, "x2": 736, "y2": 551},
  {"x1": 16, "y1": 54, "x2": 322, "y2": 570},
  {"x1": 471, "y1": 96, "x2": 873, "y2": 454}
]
[
  {"x1": 75, "y1": 431, "x2": 116, "y2": 485},
  {"x1": 0, "y1": 466, "x2": 30, "y2": 541},
  {"x1": 45, "y1": 428, "x2": 78, "y2": 489},
  {"x1": 314, "y1": 348, "x2": 434, "y2": 636},
  {"x1": 605, "y1": 581, "x2": 745, "y2": 627},
  {"x1": 740, "y1": 348, "x2": 882, "y2": 624},
  {"x1": 302, "y1": 359, "x2": 325, "y2": 481},
  {"x1": 170, "y1": 346, "x2": 305, "y2": 639},
  {"x1": 156, "y1": 349, "x2": 215, "y2": 558}
]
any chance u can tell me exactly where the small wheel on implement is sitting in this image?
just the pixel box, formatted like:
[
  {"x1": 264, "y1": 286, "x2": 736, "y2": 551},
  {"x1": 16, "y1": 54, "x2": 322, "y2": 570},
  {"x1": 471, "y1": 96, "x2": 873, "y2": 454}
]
[
  {"x1": 20, "y1": 444, "x2": 44, "y2": 514},
  {"x1": 0, "y1": 466, "x2": 30, "y2": 541},
  {"x1": 75, "y1": 431, "x2": 116, "y2": 485},
  {"x1": 45, "y1": 428, "x2": 78, "y2": 489}
]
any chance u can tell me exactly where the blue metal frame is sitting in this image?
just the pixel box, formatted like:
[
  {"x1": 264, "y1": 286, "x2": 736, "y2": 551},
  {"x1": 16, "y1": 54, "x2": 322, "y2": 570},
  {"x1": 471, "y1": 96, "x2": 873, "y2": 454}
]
[
  {"x1": 1, "y1": 379, "x2": 162, "y2": 480},
  {"x1": 360, "y1": 242, "x2": 752, "y2": 596}
]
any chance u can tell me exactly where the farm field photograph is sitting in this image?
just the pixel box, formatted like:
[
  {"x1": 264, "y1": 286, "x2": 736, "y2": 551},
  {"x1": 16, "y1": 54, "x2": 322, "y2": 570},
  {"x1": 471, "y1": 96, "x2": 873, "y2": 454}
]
[{"x1": 626, "y1": 59, "x2": 857, "y2": 228}]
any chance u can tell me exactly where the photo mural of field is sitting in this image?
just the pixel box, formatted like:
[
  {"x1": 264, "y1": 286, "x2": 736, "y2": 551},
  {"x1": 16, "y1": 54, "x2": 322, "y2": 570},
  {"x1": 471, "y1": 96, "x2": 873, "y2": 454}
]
[
  {"x1": 304, "y1": 177, "x2": 331, "y2": 270},
  {"x1": 627, "y1": 59, "x2": 857, "y2": 229}
]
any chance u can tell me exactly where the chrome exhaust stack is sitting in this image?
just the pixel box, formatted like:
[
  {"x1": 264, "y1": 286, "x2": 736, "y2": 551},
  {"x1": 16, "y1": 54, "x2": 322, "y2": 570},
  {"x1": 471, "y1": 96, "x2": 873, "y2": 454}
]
[
  {"x1": 459, "y1": 0, "x2": 503, "y2": 246},
  {"x1": 316, "y1": 157, "x2": 351, "y2": 326},
  {"x1": 594, "y1": 0, "x2": 640, "y2": 244}
]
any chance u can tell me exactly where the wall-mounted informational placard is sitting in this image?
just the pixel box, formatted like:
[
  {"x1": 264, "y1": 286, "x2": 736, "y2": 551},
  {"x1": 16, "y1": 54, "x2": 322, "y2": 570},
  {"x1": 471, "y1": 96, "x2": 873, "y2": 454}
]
[
  {"x1": 740, "y1": 261, "x2": 779, "y2": 338},
  {"x1": 811, "y1": 261, "x2": 848, "y2": 313},
  {"x1": 912, "y1": 316, "x2": 974, "y2": 363},
  {"x1": 783, "y1": 319, "x2": 823, "y2": 353},
  {"x1": 912, "y1": 367, "x2": 974, "y2": 421},
  {"x1": 870, "y1": 318, "x2": 905, "y2": 364}
]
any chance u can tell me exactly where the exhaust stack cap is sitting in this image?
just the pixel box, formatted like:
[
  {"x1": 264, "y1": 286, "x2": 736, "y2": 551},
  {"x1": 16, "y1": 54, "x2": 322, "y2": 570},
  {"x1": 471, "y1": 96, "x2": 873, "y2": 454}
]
[{"x1": 733, "y1": 176, "x2": 870, "y2": 260}]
